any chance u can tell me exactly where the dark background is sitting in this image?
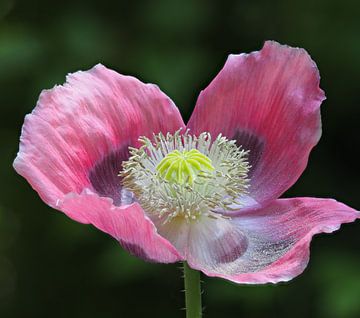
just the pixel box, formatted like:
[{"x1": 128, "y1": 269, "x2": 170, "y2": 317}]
[{"x1": 1, "y1": 0, "x2": 359, "y2": 317}]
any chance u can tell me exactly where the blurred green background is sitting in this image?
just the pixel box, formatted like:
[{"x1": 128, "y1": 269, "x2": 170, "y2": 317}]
[{"x1": 1, "y1": 0, "x2": 359, "y2": 317}]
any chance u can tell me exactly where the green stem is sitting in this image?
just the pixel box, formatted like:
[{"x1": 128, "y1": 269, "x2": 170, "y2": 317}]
[{"x1": 183, "y1": 262, "x2": 202, "y2": 318}]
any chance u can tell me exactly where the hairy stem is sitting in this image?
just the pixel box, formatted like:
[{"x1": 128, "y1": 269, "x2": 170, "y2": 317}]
[{"x1": 183, "y1": 262, "x2": 202, "y2": 318}]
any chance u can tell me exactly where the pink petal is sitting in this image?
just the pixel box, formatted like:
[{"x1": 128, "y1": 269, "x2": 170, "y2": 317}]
[
  {"x1": 153, "y1": 215, "x2": 249, "y2": 272},
  {"x1": 186, "y1": 198, "x2": 359, "y2": 284},
  {"x1": 59, "y1": 191, "x2": 183, "y2": 263},
  {"x1": 13, "y1": 64, "x2": 185, "y2": 207},
  {"x1": 187, "y1": 41, "x2": 325, "y2": 206}
]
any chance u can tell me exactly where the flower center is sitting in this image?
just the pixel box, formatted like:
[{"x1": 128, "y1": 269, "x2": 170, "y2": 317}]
[
  {"x1": 156, "y1": 149, "x2": 215, "y2": 185},
  {"x1": 120, "y1": 130, "x2": 250, "y2": 223}
]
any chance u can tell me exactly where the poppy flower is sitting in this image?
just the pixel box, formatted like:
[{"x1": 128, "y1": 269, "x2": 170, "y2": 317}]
[{"x1": 14, "y1": 41, "x2": 359, "y2": 284}]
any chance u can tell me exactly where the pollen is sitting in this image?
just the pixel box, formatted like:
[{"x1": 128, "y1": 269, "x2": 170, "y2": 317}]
[
  {"x1": 156, "y1": 149, "x2": 215, "y2": 185},
  {"x1": 120, "y1": 130, "x2": 250, "y2": 223}
]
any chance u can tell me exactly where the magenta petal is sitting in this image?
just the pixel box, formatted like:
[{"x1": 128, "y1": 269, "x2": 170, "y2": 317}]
[
  {"x1": 13, "y1": 64, "x2": 185, "y2": 206},
  {"x1": 187, "y1": 198, "x2": 359, "y2": 284},
  {"x1": 187, "y1": 41, "x2": 325, "y2": 205},
  {"x1": 59, "y1": 191, "x2": 183, "y2": 263}
]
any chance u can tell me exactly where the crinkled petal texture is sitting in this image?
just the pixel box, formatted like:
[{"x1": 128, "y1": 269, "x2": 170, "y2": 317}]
[
  {"x1": 187, "y1": 41, "x2": 326, "y2": 207},
  {"x1": 59, "y1": 192, "x2": 182, "y2": 262},
  {"x1": 171, "y1": 198, "x2": 358, "y2": 284},
  {"x1": 14, "y1": 46, "x2": 358, "y2": 281},
  {"x1": 13, "y1": 64, "x2": 185, "y2": 263},
  {"x1": 14, "y1": 64, "x2": 185, "y2": 206}
]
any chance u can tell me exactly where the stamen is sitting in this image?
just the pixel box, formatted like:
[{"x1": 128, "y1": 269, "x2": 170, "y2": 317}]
[{"x1": 120, "y1": 130, "x2": 250, "y2": 223}]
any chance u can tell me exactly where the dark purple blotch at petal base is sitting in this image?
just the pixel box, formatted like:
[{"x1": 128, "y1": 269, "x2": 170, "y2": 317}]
[
  {"x1": 89, "y1": 146, "x2": 135, "y2": 206},
  {"x1": 232, "y1": 130, "x2": 265, "y2": 176},
  {"x1": 119, "y1": 240, "x2": 158, "y2": 263},
  {"x1": 214, "y1": 230, "x2": 249, "y2": 264}
]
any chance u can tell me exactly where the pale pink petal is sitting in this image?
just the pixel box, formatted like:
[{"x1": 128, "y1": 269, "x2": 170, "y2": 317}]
[
  {"x1": 186, "y1": 198, "x2": 359, "y2": 284},
  {"x1": 154, "y1": 216, "x2": 250, "y2": 270},
  {"x1": 59, "y1": 191, "x2": 183, "y2": 263},
  {"x1": 13, "y1": 64, "x2": 185, "y2": 207},
  {"x1": 187, "y1": 41, "x2": 325, "y2": 206}
]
